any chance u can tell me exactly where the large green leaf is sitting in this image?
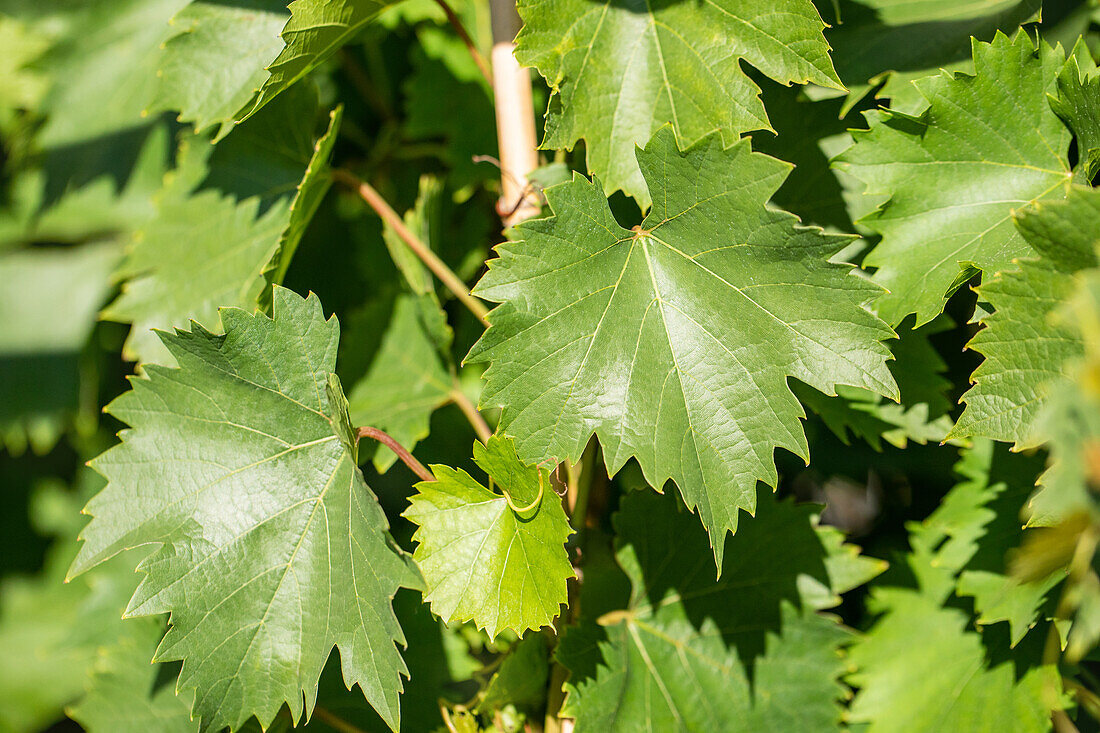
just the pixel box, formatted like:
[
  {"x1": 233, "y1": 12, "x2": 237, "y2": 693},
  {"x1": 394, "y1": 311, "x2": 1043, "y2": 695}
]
[
  {"x1": 153, "y1": 0, "x2": 290, "y2": 137},
  {"x1": 559, "y1": 490, "x2": 882, "y2": 732},
  {"x1": 953, "y1": 186, "x2": 1099, "y2": 448},
  {"x1": 244, "y1": 0, "x2": 391, "y2": 121},
  {"x1": 404, "y1": 435, "x2": 574, "y2": 638},
  {"x1": 469, "y1": 128, "x2": 896, "y2": 562},
  {"x1": 515, "y1": 0, "x2": 842, "y2": 207},
  {"x1": 836, "y1": 32, "x2": 1073, "y2": 327},
  {"x1": 71, "y1": 288, "x2": 419, "y2": 732}
]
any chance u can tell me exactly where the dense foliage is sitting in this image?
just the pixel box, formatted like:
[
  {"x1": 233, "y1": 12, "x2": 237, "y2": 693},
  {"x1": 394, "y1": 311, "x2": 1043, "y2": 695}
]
[{"x1": 7, "y1": 1, "x2": 1100, "y2": 731}]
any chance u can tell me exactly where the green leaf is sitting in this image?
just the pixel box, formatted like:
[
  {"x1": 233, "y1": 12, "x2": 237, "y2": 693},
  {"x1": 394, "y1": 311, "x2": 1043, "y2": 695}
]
[
  {"x1": 560, "y1": 490, "x2": 879, "y2": 732},
  {"x1": 153, "y1": 0, "x2": 290, "y2": 138},
  {"x1": 797, "y1": 317, "x2": 955, "y2": 450},
  {"x1": 104, "y1": 86, "x2": 341, "y2": 365},
  {"x1": 71, "y1": 288, "x2": 418, "y2": 732},
  {"x1": 1029, "y1": 269, "x2": 1100, "y2": 525},
  {"x1": 952, "y1": 186, "x2": 1099, "y2": 448},
  {"x1": 469, "y1": 128, "x2": 897, "y2": 562},
  {"x1": 515, "y1": 0, "x2": 842, "y2": 207},
  {"x1": 822, "y1": 0, "x2": 1042, "y2": 113},
  {"x1": 404, "y1": 435, "x2": 574, "y2": 639},
  {"x1": 244, "y1": 0, "x2": 391, "y2": 121},
  {"x1": 347, "y1": 293, "x2": 453, "y2": 472},
  {"x1": 1049, "y1": 51, "x2": 1100, "y2": 182},
  {"x1": 847, "y1": 589, "x2": 1063, "y2": 733},
  {"x1": 30, "y1": 0, "x2": 187, "y2": 148},
  {"x1": 67, "y1": 618, "x2": 197, "y2": 733},
  {"x1": 836, "y1": 32, "x2": 1073, "y2": 327},
  {"x1": 475, "y1": 635, "x2": 550, "y2": 715}
]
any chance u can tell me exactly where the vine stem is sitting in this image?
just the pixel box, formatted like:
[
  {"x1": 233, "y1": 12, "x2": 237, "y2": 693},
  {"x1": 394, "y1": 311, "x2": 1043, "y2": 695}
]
[
  {"x1": 357, "y1": 426, "x2": 434, "y2": 483},
  {"x1": 431, "y1": 0, "x2": 493, "y2": 85},
  {"x1": 489, "y1": 0, "x2": 540, "y2": 227},
  {"x1": 450, "y1": 383, "x2": 492, "y2": 442},
  {"x1": 332, "y1": 169, "x2": 491, "y2": 327}
]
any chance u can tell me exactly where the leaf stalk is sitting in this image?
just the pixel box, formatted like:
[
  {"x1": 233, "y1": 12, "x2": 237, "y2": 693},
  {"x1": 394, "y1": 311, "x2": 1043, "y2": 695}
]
[
  {"x1": 333, "y1": 169, "x2": 491, "y2": 327},
  {"x1": 357, "y1": 426, "x2": 434, "y2": 483}
]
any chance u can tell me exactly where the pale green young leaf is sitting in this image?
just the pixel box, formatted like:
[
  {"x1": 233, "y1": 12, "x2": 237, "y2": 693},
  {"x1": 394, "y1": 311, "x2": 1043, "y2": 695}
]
[
  {"x1": 153, "y1": 0, "x2": 290, "y2": 138},
  {"x1": 403, "y1": 435, "x2": 574, "y2": 639},
  {"x1": 67, "y1": 618, "x2": 197, "y2": 733},
  {"x1": 243, "y1": 0, "x2": 391, "y2": 121},
  {"x1": 953, "y1": 186, "x2": 1099, "y2": 448},
  {"x1": 561, "y1": 490, "x2": 878, "y2": 732},
  {"x1": 347, "y1": 294, "x2": 453, "y2": 472},
  {"x1": 72, "y1": 288, "x2": 419, "y2": 732},
  {"x1": 469, "y1": 128, "x2": 897, "y2": 563},
  {"x1": 836, "y1": 32, "x2": 1073, "y2": 327},
  {"x1": 515, "y1": 0, "x2": 842, "y2": 207}
]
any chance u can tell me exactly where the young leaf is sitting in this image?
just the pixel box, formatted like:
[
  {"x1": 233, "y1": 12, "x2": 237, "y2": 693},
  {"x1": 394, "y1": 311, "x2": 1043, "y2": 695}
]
[
  {"x1": 952, "y1": 186, "x2": 1099, "y2": 448},
  {"x1": 515, "y1": 0, "x2": 842, "y2": 207},
  {"x1": 836, "y1": 32, "x2": 1073, "y2": 327},
  {"x1": 404, "y1": 435, "x2": 574, "y2": 639},
  {"x1": 71, "y1": 288, "x2": 419, "y2": 732},
  {"x1": 469, "y1": 128, "x2": 897, "y2": 563}
]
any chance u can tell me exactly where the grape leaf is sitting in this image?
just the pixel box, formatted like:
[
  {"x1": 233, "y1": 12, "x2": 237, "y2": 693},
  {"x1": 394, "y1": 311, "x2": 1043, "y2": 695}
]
[
  {"x1": 848, "y1": 442, "x2": 1064, "y2": 731},
  {"x1": 515, "y1": 0, "x2": 843, "y2": 207},
  {"x1": 404, "y1": 435, "x2": 573, "y2": 639},
  {"x1": 1050, "y1": 47, "x2": 1100, "y2": 182},
  {"x1": 796, "y1": 317, "x2": 955, "y2": 450},
  {"x1": 559, "y1": 490, "x2": 881, "y2": 732},
  {"x1": 847, "y1": 590, "x2": 1062, "y2": 733},
  {"x1": 836, "y1": 32, "x2": 1073, "y2": 327},
  {"x1": 67, "y1": 618, "x2": 197, "y2": 733},
  {"x1": 103, "y1": 87, "x2": 341, "y2": 365},
  {"x1": 468, "y1": 128, "x2": 897, "y2": 563},
  {"x1": 347, "y1": 293, "x2": 453, "y2": 472},
  {"x1": 70, "y1": 288, "x2": 419, "y2": 732},
  {"x1": 1029, "y1": 269, "x2": 1100, "y2": 525},
  {"x1": 244, "y1": 0, "x2": 390, "y2": 121},
  {"x1": 475, "y1": 635, "x2": 550, "y2": 715},
  {"x1": 820, "y1": 0, "x2": 1042, "y2": 113},
  {"x1": 32, "y1": 0, "x2": 187, "y2": 149},
  {"x1": 153, "y1": 0, "x2": 290, "y2": 138},
  {"x1": 953, "y1": 186, "x2": 1099, "y2": 448}
]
